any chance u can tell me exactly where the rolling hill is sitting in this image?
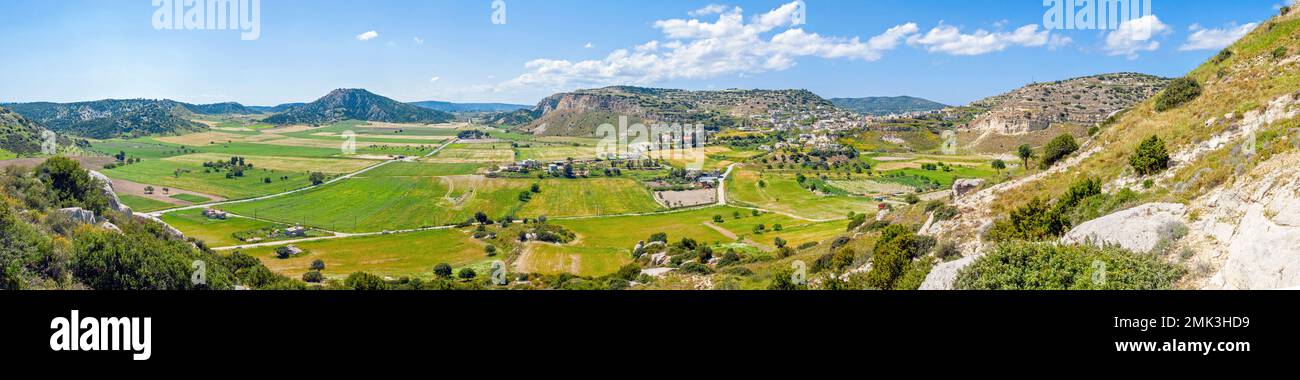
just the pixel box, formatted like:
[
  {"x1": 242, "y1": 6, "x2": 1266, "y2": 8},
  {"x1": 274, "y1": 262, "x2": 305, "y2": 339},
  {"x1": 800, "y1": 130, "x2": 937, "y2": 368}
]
[
  {"x1": 409, "y1": 100, "x2": 531, "y2": 113},
  {"x1": 183, "y1": 102, "x2": 261, "y2": 115},
  {"x1": 263, "y1": 89, "x2": 455, "y2": 125},
  {"x1": 518, "y1": 86, "x2": 834, "y2": 136},
  {"x1": 0, "y1": 106, "x2": 47, "y2": 155},
  {"x1": 829, "y1": 96, "x2": 948, "y2": 116},
  {"x1": 4, "y1": 99, "x2": 206, "y2": 139}
]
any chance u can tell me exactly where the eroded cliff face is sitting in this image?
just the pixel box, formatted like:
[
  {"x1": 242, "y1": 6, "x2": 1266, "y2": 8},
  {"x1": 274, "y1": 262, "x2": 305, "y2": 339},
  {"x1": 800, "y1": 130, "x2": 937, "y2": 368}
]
[{"x1": 1189, "y1": 151, "x2": 1300, "y2": 289}]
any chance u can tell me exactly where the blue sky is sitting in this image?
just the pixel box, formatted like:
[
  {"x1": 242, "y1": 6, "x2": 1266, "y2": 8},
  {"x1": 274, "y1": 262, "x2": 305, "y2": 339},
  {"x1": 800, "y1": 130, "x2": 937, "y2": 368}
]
[{"x1": 0, "y1": 0, "x2": 1287, "y2": 106}]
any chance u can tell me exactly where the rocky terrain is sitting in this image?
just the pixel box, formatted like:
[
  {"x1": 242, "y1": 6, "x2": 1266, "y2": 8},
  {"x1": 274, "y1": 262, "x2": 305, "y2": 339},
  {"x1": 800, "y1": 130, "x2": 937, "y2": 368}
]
[
  {"x1": 922, "y1": 9, "x2": 1300, "y2": 290},
  {"x1": 963, "y1": 73, "x2": 1170, "y2": 135},
  {"x1": 515, "y1": 86, "x2": 834, "y2": 136},
  {"x1": 4, "y1": 99, "x2": 207, "y2": 139}
]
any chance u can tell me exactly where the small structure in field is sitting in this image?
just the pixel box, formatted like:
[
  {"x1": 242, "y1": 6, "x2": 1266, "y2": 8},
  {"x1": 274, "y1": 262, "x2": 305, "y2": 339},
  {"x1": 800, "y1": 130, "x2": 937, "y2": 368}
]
[{"x1": 202, "y1": 208, "x2": 229, "y2": 220}]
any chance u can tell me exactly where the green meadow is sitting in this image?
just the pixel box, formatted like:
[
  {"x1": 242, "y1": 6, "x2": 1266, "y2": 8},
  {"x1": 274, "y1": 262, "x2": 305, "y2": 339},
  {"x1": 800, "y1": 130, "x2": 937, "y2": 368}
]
[{"x1": 240, "y1": 228, "x2": 490, "y2": 280}]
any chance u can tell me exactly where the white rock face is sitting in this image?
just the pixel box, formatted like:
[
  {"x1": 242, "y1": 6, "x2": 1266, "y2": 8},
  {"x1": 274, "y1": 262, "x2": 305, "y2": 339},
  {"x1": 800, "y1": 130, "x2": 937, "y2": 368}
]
[
  {"x1": 1193, "y1": 152, "x2": 1300, "y2": 289},
  {"x1": 919, "y1": 256, "x2": 976, "y2": 290},
  {"x1": 88, "y1": 170, "x2": 131, "y2": 215},
  {"x1": 58, "y1": 207, "x2": 98, "y2": 224},
  {"x1": 952, "y1": 178, "x2": 985, "y2": 199},
  {"x1": 1060, "y1": 203, "x2": 1187, "y2": 253}
]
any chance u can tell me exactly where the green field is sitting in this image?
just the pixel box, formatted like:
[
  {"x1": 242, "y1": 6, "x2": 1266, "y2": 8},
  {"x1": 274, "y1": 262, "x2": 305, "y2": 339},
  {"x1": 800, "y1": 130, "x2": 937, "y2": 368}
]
[
  {"x1": 518, "y1": 178, "x2": 663, "y2": 218},
  {"x1": 726, "y1": 167, "x2": 877, "y2": 220},
  {"x1": 0, "y1": 149, "x2": 18, "y2": 160},
  {"x1": 102, "y1": 159, "x2": 314, "y2": 199},
  {"x1": 516, "y1": 146, "x2": 598, "y2": 162},
  {"x1": 429, "y1": 143, "x2": 516, "y2": 163},
  {"x1": 241, "y1": 228, "x2": 490, "y2": 280},
  {"x1": 524, "y1": 206, "x2": 844, "y2": 276},
  {"x1": 169, "y1": 193, "x2": 212, "y2": 203},
  {"x1": 118, "y1": 194, "x2": 174, "y2": 213},
  {"x1": 357, "y1": 162, "x2": 484, "y2": 177},
  {"x1": 161, "y1": 209, "x2": 293, "y2": 247}
]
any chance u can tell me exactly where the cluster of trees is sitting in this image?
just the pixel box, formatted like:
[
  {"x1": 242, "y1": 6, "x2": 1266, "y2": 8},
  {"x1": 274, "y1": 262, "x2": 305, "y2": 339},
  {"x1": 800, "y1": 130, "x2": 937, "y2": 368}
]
[
  {"x1": 985, "y1": 178, "x2": 1102, "y2": 242},
  {"x1": 1153, "y1": 77, "x2": 1202, "y2": 112}
]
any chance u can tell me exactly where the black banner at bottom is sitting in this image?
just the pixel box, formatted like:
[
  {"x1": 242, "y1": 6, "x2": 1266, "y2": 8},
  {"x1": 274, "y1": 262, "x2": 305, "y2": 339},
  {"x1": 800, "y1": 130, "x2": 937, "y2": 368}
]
[{"x1": 0, "y1": 291, "x2": 1291, "y2": 367}]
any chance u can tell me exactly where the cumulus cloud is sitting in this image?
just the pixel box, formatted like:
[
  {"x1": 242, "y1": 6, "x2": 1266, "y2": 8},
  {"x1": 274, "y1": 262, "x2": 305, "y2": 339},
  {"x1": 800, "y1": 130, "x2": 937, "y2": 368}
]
[
  {"x1": 500, "y1": 2, "x2": 917, "y2": 91},
  {"x1": 688, "y1": 4, "x2": 730, "y2": 17},
  {"x1": 907, "y1": 23, "x2": 1061, "y2": 56},
  {"x1": 1103, "y1": 15, "x2": 1170, "y2": 59},
  {"x1": 584, "y1": 42, "x2": 594, "y2": 48},
  {"x1": 1179, "y1": 22, "x2": 1257, "y2": 51},
  {"x1": 413, "y1": 37, "x2": 424, "y2": 45},
  {"x1": 356, "y1": 30, "x2": 379, "y2": 41}
]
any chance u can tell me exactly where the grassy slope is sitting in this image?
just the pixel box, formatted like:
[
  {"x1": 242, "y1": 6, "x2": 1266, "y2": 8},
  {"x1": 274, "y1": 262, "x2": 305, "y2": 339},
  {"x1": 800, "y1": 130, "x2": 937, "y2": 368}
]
[
  {"x1": 161, "y1": 209, "x2": 287, "y2": 247},
  {"x1": 726, "y1": 167, "x2": 877, "y2": 220},
  {"x1": 991, "y1": 12, "x2": 1300, "y2": 213},
  {"x1": 240, "y1": 228, "x2": 490, "y2": 280}
]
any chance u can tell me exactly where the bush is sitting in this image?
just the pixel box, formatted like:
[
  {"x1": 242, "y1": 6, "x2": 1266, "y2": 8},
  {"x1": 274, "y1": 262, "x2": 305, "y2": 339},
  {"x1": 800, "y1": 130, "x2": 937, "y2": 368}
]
[
  {"x1": 302, "y1": 270, "x2": 324, "y2": 283},
  {"x1": 985, "y1": 197, "x2": 1071, "y2": 242},
  {"x1": 310, "y1": 259, "x2": 326, "y2": 271},
  {"x1": 954, "y1": 242, "x2": 1184, "y2": 290},
  {"x1": 1153, "y1": 77, "x2": 1201, "y2": 112},
  {"x1": 1130, "y1": 135, "x2": 1170, "y2": 176},
  {"x1": 934, "y1": 241, "x2": 961, "y2": 261},
  {"x1": 904, "y1": 193, "x2": 921, "y2": 205},
  {"x1": 1038, "y1": 134, "x2": 1079, "y2": 169},
  {"x1": 308, "y1": 172, "x2": 327, "y2": 185},
  {"x1": 1273, "y1": 47, "x2": 1289, "y2": 60},
  {"x1": 343, "y1": 272, "x2": 388, "y2": 290},
  {"x1": 679, "y1": 262, "x2": 713, "y2": 275},
  {"x1": 433, "y1": 263, "x2": 453, "y2": 278},
  {"x1": 457, "y1": 268, "x2": 477, "y2": 279}
]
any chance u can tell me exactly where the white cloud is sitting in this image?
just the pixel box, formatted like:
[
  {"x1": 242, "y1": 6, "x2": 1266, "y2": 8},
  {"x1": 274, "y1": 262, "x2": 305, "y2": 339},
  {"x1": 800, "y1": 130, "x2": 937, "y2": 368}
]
[
  {"x1": 907, "y1": 23, "x2": 1057, "y2": 56},
  {"x1": 500, "y1": 2, "x2": 918, "y2": 90},
  {"x1": 584, "y1": 42, "x2": 594, "y2": 48},
  {"x1": 1179, "y1": 22, "x2": 1256, "y2": 51},
  {"x1": 413, "y1": 37, "x2": 424, "y2": 45},
  {"x1": 356, "y1": 30, "x2": 379, "y2": 41},
  {"x1": 688, "y1": 4, "x2": 730, "y2": 17},
  {"x1": 1103, "y1": 15, "x2": 1170, "y2": 59},
  {"x1": 430, "y1": 76, "x2": 441, "y2": 83}
]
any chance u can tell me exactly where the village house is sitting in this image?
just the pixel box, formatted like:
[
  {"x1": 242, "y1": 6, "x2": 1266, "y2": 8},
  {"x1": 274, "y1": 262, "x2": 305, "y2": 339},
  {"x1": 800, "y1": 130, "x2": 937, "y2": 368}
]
[{"x1": 202, "y1": 208, "x2": 228, "y2": 220}]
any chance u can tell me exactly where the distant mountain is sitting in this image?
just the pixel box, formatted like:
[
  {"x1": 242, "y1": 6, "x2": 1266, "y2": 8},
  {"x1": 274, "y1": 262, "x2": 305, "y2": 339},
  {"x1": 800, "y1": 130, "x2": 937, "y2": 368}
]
[
  {"x1": 409, "y1": 101, "x2": 531, "y2": 113},
  {"x1": 829, "y1": 96, "x2": 948, "y2": 116},
  {"x1": 263, "y1": 89, "x2": 454, "y2": 125},
  {"x1": 519, "y1": 86, "x2": 833, "y2": 136},
  {"x1": 183, "y1": 102, "x2": 260, "y2": 115},
  {"x1": 4, "y1": 99, "x2": 205, "y2": 139},
  {"x1": 248, "y1": 103, "x2": 305, "y2": 113}
]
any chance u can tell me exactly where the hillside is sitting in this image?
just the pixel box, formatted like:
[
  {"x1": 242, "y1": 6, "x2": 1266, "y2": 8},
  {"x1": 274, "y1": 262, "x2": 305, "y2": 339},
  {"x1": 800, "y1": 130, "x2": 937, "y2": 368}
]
[
  {"x1": 263, "y1": 89, "x2": 455, "y2": 125},
  {"x1": 183, "y1": 102, "x2": 261, "y2": 115},
  {"x1": 0, "y1": 106, "x2": 46, "y2": 155},
  {"x1": 963, "y1": 73, "x2": 1170, "y2": 135},
  {"x1": 410, "y1": 100, "x2": 531, "y2": 113},
  {"x1": 248, "y1": 103, "x2": 305, "y2": 113},
  {"x1": 927, "y1": 8, "x2": 1300, "y2": 290},
  {"x1": 830, "y1": 96, "x2": 948, "y2": 116},
  {"x1": 518, "y1": 86, "x2": 834, "y2": 136},
  {"x1": 4, "y1": 99, "x2": 206, "y2": 139}
]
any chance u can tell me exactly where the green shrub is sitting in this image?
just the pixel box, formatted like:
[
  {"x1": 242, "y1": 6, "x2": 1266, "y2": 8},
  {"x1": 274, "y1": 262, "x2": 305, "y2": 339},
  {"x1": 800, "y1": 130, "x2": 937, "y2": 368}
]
[
  {"x1": 954, "y1": 242, "x2": 1184, "y2": 290},
  {"x1": 433, "y1": 263, "x2": 453, "y2": 278},
  {"x1": 985, "y1": 198, "x2": 1070, "y2": 242},
  {"x1": 343, "y1": 272, "x2": 388, "y2": 290},
  {"x1": 302, "y1": 270, "x2": 324, "y2": 283},
  {"x1": 1130, "y1": 135, "x2": 1170, "y2": 176},
  {"x1": 1039, "y1": 134, "x2": 1079, "y2": 169},
  {"x1": 1153, "y1": 77, "x2": 1201, "y2": 112}
]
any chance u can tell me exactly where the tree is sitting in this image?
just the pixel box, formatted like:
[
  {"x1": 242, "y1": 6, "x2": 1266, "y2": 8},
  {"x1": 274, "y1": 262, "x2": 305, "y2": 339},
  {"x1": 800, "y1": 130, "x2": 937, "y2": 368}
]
[
  {"x1": 302, "y1": 271, "x2": 324, "y2": 283},
  {"x1": 433, "y1": 263, "x2": 453, "y2": 278},
  {"x1": 308, "y1": 172, "x2": 327, "y2": 185},
  {"x1": 1130, "y1": 135, "x2": 1170, "y2": 176},
  {"x1": 904, "y1": 193, "x2": 920, "y2": 205},
  {"x1": 1038, "y1": 134, "x2": 1078, "y2": 169},
  {"x1": 34, "y1": 156, "x2": 108, "y2": 214},
  {"x1": 530, "y1": 183, "x2": 541, "y2": 193},
  {"x1": 344, "y1": 272, "x2": 388, "y2": 290},
  {"x1": 310, "y1": 259, "x2": 326, "y2": 271},
  {"x1": 1017, "y1": 144, "x2": 1035, "y2": 172},
  {"x1": 992, "y1": 159, "x2": 1006, "y2": 174},
  {"x1": 485, "y1": 245, "x2": 498, "y2": 256},
  {"x1": 1154, "y1": 77, "x2": 1202, "y2": 112},
  {"x1": 457, "y1": 267, "x2": 477, "y2": 279},
  {"x1": 473, "y1": 211, "x2": 491, "y2": 225},
  {"x1": 774, "y1": 237, "x2": 787, "y2": 249},
  {"x1": 713, "y1": 215, "x2": 724, "y2": 223}
]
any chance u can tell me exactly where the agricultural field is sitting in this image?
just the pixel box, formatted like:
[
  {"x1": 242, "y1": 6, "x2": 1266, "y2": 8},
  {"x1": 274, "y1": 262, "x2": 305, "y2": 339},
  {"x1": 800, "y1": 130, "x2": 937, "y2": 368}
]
[
  {"x1": 356, "y1": 162, "x2": 485, "y2": 177},
  {"x1": 523, "y1": 206, "x2": 845, "y2": 276},
  {"x1": 238, "y1": 228, "x2": 491, "y2": 281},
  {"x1": 117, "y1": 194, "x2": 174, "y2": 213},
  {"x1": 161, "y1": 209, "x2": 299, "y2": 248},
  {"x1": 516, "y1": 145, "x2": 598, "y2": 162},
  {"x1": 429, "y1": 143, "x2": 516, "y2": 163},
  {"x1": 169, "y1": 193, "x2": 212, "y2": 203},
  {"x1": 101, "y1": 159, "x2": 315, "y2": 199},
  {"x1": 518, "y1": 178, "x2": 663, "y2": 217},
  {"x1": 726, "y1": 167, "x2": 879, "y2": 221},
  {"x1": 162, "y1": 153, "x2": 377, "y2": 174}
]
